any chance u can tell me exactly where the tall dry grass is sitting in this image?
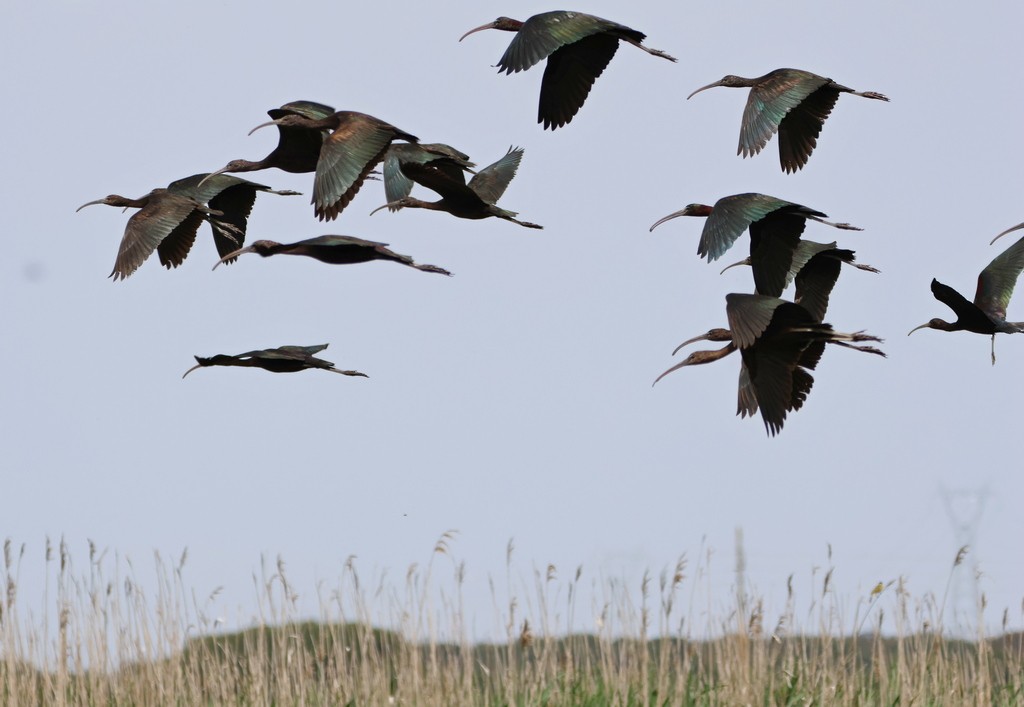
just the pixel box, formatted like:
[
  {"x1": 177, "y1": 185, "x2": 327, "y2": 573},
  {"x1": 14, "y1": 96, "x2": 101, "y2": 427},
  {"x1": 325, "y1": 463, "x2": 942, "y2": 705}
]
[{"x1": 0, "y1": 534, "x2": 1021, "y2": 705}]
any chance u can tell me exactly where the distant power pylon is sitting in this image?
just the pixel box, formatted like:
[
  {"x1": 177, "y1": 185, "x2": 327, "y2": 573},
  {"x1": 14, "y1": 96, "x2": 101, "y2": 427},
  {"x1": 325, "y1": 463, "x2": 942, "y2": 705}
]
[{"x1": 939, "y1": 485, "x2": 989, "y2": 635}]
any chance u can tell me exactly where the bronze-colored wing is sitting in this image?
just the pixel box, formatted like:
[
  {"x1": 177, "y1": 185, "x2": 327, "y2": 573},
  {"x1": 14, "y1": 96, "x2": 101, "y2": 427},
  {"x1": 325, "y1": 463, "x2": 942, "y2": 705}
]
[
  {"x1": 468, "y1": 147, "x2": 523, "y2": 204},
  {"x1": 112, "y1": 190, "x2": 204, "y2": 280},
  {"x1": 975, "y1": 232, "x2": 1024, "y2": 321},
  {"x1": 738, "y1": 69, "x2": 828, "y2": 159},
  {"x1": 314, "y1": 113, "x2": 416, "y2": 221}
]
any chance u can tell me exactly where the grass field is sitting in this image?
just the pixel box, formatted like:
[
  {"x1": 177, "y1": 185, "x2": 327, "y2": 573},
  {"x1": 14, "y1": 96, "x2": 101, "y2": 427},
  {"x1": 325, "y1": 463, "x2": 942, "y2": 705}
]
[{"x1": 1, "y1": 537, "x2": 1021, "y2": 705}]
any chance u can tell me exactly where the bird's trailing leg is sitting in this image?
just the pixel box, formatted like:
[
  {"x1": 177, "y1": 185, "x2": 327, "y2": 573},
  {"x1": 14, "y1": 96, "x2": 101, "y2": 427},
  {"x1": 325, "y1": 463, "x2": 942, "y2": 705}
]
[
  {"x1": 851, "y1": 91, "x2": 890, "y2": 102},
  {"x1": 806, "y1": 215, "x2": 863, "y2": 231},
  {"x1": 620, "y1": 38, "x2": 678, "y2": 63},
  {"x1": 330, "y1": 369, "x2": 369, "y2": 378},
  {"x1": 413, "y1": 263, "x2": 452, "y2": 276},
  {"x1": 991, "y1": 334, "x2": 996, "y2": 366},
  {"x1": 506, "y1": 216, "x2": 543, "y2": 230}
]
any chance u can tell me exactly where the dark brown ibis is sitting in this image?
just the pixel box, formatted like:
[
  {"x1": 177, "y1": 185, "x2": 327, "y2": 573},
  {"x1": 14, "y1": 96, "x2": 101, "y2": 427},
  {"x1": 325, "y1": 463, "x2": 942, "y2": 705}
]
[
  {"x1": 182, "y1": 344, "x2": 367, "y2": 379},
  {"x1": 460, "y1": 11, "x2": 677, "y2": 130},
  {"x1": 719, "y1": 240, "x2": 879, "y2": 322},
  {"x1": 201, "y1": 101, "x2": 337, "y2": 184},
  {"x1": 383, "y1": 143, "x2": 476, "y2": 211},
  {"x1": 655, "y1": 294, "x2": 885, "y2": 436},
  {"x1": 77, "y1": 175, "x2": 299, "y2": 279},
  {"x1": 248, "y1": 110, "x2": 417, "y2": 221},
  {"x1": 687, "y1": 68, "x2": 889, "y2": 172},
  {"x1": 371, "y1": 146, "x2": 541, "y2": 229},
  {"x1": 213, "y1": 235, "x2": 451, "y2": 276},
  {"x1": 909, "y1": 225, "x2": 1024, "y2": 364},
  {"x1": 649, "y1": 193, "x2": 861, "y2": 297}
]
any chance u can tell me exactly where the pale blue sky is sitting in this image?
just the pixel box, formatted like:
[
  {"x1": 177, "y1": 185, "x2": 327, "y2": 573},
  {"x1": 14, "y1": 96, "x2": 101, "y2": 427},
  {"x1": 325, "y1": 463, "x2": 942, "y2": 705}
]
[{"x1": 2, "y1": 1, "x2": 1021, "y2": 639}]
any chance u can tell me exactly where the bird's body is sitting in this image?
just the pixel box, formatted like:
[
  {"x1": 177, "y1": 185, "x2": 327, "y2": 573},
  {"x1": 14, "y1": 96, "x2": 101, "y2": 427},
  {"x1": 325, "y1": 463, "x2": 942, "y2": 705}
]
[
  {"x1": 649, "y1": 193, "x2": 861, "y2": 297},
  {"x1": 213, "y1": 235, "x2": 451, "y2": 275},
  {"x1": 720, "y1": 240, "x2": 879, "y2": 322},
  {"x1": 373, "y1": 146, "x2": 541, "y2": 229},
  {"x1": 249, "y1": 110, "x2": 418, "y2": 221},
  {"x1": 77, "y1": 175, "x2": 298, "y2": 279},
  {"x1": 203, "y1": 101, "x2": 337, "y2": 182},
  {"x1": 688, "y1": 68, "x2": 889, "y2": 172},
  {"x1": 909, "y1": 225, "x2": 1024, "y2": 363},
  {"x1": 460, "y1": 11, "x2": 676, "y2": 130},
  {"x1": 382, "y1": 143, "x2": 476, "y2": 211},
  {"x1": 182, "y1": 344, "x2": 367, "y2": 379},
  {"x1": 655, "y1": 295, "x2": 884, "y2": 436}
]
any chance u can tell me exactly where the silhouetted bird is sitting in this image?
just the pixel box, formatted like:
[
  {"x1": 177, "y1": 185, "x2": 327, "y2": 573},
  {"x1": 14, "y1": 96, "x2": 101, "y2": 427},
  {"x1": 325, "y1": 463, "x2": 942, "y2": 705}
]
[
  {"x1": 460, "y1": 11, "x2": 676, "y2": 129},
  {"x1": 77, "y1": 174, "x2": 298, "y2": 279},
  {"x1": 213, "y1": 235, "x2": 451, "y2": 276},
  {"x1": 248, "y1": 110, "x2": 417, "y2": 220},
  {"x1": 655, "y1": 294, "x2": 884, "y2": 435},
  {"x1": 383, "y1": 143, "x2": 476, "y2": 211},
  {"x1": 650, "y1": 193, "x2": 861, "y2": 297},
  {"x1": 909, "y1": 225, "x2": 1024, "y2": 364},
  {"x1": 688, "y1": 68, "x2": 889, "y2": 172},
  {"x1": 372, "y1": 147, "x2": 541, "y2": 229},
  {"x1": 182, "y1": 344, "x2": 367, "y2": 378}
]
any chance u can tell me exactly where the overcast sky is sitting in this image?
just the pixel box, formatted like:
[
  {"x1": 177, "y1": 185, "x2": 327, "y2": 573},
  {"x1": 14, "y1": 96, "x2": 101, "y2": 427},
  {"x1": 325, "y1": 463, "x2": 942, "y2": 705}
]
[{"x1": 2, "y1": 1, "x2": 1022, "y2": 640}]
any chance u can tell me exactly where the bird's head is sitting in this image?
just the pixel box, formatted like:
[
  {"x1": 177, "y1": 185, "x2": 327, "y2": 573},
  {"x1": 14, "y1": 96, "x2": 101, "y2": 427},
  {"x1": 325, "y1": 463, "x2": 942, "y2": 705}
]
[
  {"x1": 672, "y1": 328, "x2": 733, "y2": 355},
  {"x1": 459, "y1": 17, "x2": 523, "y2": 41},
  {"x1": 649, "y1": 204, "x2": 713, "y2": 231},
  {"x1": 653, "y1": 343, "x2": 737, "y2": 386},
  {"x1": 687, "y1": 75, "x2": 746, "y2": 99},
  {"x1": 907, "y1": 318, "x2": 952, "y2": 335},
  {"x1": 198, "y1": 163, "x2": 251, "y2": 187},
  {"x1": 76, "y1": 194, "x2": 130, "y2": 211},
  {"x1": 212, "y1": 240, "x2": 281, "y2": 270},
  {"x1": 182, "y1": 356, "x2": 215, "y2": 379}
]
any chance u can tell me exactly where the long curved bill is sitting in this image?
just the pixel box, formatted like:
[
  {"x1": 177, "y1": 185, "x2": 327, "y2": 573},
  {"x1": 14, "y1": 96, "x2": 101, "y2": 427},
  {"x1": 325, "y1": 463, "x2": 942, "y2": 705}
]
[
  {"x1": 182, "y1": 362, "x2": 205, "y2": 379},
  {"x1": 212, "y1": 245, "x2": 256, "y2": 270},
  {"x1": 687, "y1": 80, "x2": 726, "y2": 100},
  {"x1": 652, "y1": 359, "x2": 691, "y2": 387},
  {"x1": 369, "y1": 202, "x2": 402, "y2": 216},
  {"x1": 907, "y1": 323, "x2": 930, "y2": 336},
  {"x1": 248, "y1": 119, "x2": 282, "y2": 136},
  {"x1": 649, "y1": 210, "x2": 688, "y2": 232},
  {"x1": 76, "y1": 199, "x2": 106, "y2": 212},
  {"x1": 990, "y1": 222, "x2": 1024, "y2": 246},
  {"x1": 459, "y1": 22, "x2": 497, "y2": 42},
  {"x1": 197, "y1": 166, "x2": 233, "y2": 188},
  {"x1": 672, "y1": 333, "x2": 717, "y2": 356},
  {"x1": 719, "y1": 258, "x2": 749, "y2": 275}
]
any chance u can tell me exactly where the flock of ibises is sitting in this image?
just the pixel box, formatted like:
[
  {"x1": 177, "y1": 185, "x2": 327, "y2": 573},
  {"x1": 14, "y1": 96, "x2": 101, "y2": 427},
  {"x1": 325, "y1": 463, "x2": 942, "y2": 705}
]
[{"x1": 75, "y1": 11, "x2": 1024, "y2": 436}]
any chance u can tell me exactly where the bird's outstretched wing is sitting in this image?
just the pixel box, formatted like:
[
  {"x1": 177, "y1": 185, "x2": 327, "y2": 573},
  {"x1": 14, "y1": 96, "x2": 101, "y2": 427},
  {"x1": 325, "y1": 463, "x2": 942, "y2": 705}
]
[
  {"x1": 496, "y1": 11, "x2": 639, "y2": 72},
  {"x1": 699, "y1": 193, "x2": 808, "y2": 262},
  {"x1": 537, "y1": 33, "x2": 619, "y2": 129},
  {"x1": 975, "y1": 233, "x2": 1024, "y2": 321},
  {"x1": 777, "y1": 83, "x2": 840, "y2": 172},
  {"x1": 113, "y1": 191, "x2": 204, "y2": 280},
  {"x1": 468, "y1": 147, "x2": 524, "y2": 204},
  {"x1": 739, "y1": 69, "x2": 828, "y2": 159},
  {"x1": 314, "y1": 113, "x2": 416, "y2": 221}
]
